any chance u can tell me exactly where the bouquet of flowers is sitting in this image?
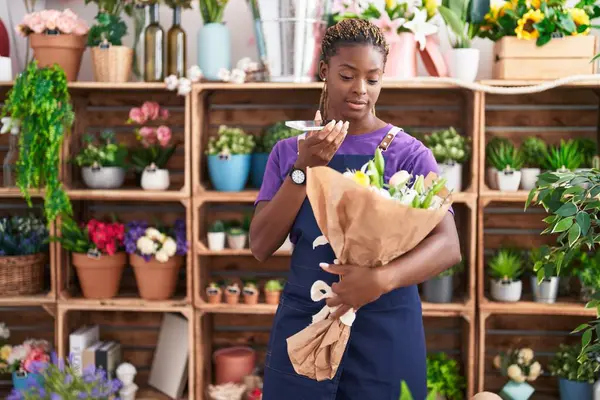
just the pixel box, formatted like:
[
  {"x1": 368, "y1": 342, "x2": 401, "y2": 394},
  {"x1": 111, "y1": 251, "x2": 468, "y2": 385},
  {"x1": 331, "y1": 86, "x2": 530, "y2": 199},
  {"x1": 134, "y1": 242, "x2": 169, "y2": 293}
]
[
  {"x1": 332, "y1": 0, "x2": 439, "y2": 50},
  {"x1": 124, "y1": 220, "x2": 188, "y2": 263},
  {"x1": 494, "y1": 347, "x2": 542, "y2": 399},
  {"x1": 2, "y1": 339, "x2": 51, "y2": 375},
  {"x1": 286, "y1": 147, "x2": 452, "y2": 380},
  {"x1": 16, "y1": 9, "x2": 89, "y2": 37}
]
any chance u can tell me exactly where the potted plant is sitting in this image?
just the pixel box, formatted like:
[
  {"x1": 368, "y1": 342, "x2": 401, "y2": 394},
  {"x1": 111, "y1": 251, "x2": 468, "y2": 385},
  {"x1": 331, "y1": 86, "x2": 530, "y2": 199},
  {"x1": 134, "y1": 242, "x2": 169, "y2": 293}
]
[
  {"x1": 206, "y1": 282, "x2": 223, "y2": 304},
  {"x1": 197, "y1": 0, "x2": 231, "y2": 80},
  {"x1": 487, "y1": 140, "x2": 524, "y2": 192},
  {"x1": 543, "y1": 139, "x2": 584, "y2": 173},
  {"x1": 528, "y1": 246, "x2": 559, "y2": 304},
  {"x1": 224, "y1": 281, "x2": 241, "y2": 305},
  {"x1": 493, "y1": 347, "x2": 542, "y2": 399},
  {"x1": 206, "y1": 125, "x2": 256, "y2": 192},
  {"x1": 573, "y1": 138, "x2": 597, "y2": 170},
  {"x1": 423, "y1": 260, "x2": 463, "y2": 304},
  {"x1": 251, "y1": 122, "x2": 296, "y2": 188},
  {"x1": 488, "y1": 249, "x2": 524, "y2": 302},
  {"x1": 485, "y1": 137, "x2": 510, "y2": 189},
  {"x1": 1, "y1": 62, "x2": 74, "y2": 224},
  {"x1": 53, "y1": 216, "x2": 126, "y2": 299},
  {"x1": 227, "y1": 227, "x2": 247, "y2": 250},
  {"x1": 264, "y1": 279, "x2": 283, "y2": 305},
  {"x1": 85, "y1": 0, "x2": 133, "y2": 82},
  {"x1": 207, "y1": 220, "x2": 226, "y2": 251},
  {"x1": 4, "y1": 339, "x2": 51, "y2": 391},
  {"x1": 124, "y1": 219, "x2": 188, "y2": 301},
  {"x1": 438, "y1": 0, "x2": 488, "y2": 82},
  {"x1": 423, "y1": 127, "x2": 470, "y2": 192},
  {"x1": 127, "y1": 101, "x2": 177, "y2": 190},
  {"x1": 0, "y1": 215, "x2": 48, "y2": 296},
  {"x1": 550, "y1": 344, "x2": 597, "y2": 400},
  {"x1": 73, "y1": 130, "x2": 128, "y2": 189},
  {"x1": 426, "y1": 352, "x2": 466, "y2": 400},
  {"x1": 8, "y1": 351, "x2": 122, "y2": 399},
  {"x1": 243, "y1": 280, "x2": 259, "y2": 305},
  {"x1": 16, "y1": 9, "x2": 89, "y2": 81},
  {"x1": 519, "y1": 137, "x2": 547, "y2": 190}
]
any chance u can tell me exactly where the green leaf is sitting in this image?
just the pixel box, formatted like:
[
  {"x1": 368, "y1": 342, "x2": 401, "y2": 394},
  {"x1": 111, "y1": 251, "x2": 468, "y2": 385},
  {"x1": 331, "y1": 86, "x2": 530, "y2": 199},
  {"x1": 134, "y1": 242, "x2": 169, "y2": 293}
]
[
  {"x1": 583, "y1": 329, "x2": 592, "y2": 349},
  {"x1": 568, "y1": 224, "x2": 581, "y2": 247},
  {"x1": 556, "y1": 202, "x2": 578, "y2": 217},
  {"x1": 573, "y1": 323, "x2": 590, "y2": 333},
  {"x1": 552, "y1": 217, "x2": 574, "y2": 233},
  {"x1": 525, "y1": 189, "x2": 536, "y2": 210},
  {"x1": 576, "y1": 212, "x2": 591, "y2": 235},
  {"x1": 438, "y1": 6, "x2": 465, "y2": 39}
]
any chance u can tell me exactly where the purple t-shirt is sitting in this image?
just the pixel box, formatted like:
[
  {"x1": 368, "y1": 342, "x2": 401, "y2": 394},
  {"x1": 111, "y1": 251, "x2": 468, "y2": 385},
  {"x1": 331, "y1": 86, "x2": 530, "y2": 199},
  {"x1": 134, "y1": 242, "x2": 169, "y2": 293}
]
[{"x1": 256, "y1": 123, "x2": 447, "y2": 206}]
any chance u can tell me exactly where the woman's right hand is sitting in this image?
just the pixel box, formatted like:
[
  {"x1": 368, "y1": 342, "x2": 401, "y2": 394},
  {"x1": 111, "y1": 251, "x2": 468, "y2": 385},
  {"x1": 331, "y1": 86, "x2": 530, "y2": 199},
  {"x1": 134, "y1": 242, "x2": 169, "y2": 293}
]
[{"x1": 295, "y1": 111, "x2": 349, "y2": 170}]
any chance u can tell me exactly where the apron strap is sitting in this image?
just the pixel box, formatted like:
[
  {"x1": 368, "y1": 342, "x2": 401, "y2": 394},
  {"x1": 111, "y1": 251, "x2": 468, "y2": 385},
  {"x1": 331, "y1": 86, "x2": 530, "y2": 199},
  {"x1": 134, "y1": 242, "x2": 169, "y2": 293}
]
[{"x1": 377, "y1": 126, "x2": 403, "y2": 152}]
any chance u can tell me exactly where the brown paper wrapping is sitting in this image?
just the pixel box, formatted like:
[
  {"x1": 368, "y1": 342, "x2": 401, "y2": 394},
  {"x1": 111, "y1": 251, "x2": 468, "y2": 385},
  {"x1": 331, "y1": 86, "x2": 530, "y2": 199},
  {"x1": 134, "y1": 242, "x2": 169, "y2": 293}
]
[{"x1": 286, "y1": 166, "x2": 453, "y2": 381}]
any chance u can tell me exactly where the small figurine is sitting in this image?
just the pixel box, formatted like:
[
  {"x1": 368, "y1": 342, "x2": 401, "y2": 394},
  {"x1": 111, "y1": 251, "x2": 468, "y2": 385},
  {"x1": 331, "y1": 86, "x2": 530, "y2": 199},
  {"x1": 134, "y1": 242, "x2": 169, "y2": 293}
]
[{"x1": 116, "y1": 362, "x2": 138, "y2": 400}]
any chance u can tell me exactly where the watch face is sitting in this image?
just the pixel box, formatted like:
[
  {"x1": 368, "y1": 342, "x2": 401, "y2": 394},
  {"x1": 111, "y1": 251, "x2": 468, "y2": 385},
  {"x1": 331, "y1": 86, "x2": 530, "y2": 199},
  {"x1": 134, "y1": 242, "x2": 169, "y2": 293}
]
[{"x1": 291, "y1": 169, "x2": 305, "y2": 184}]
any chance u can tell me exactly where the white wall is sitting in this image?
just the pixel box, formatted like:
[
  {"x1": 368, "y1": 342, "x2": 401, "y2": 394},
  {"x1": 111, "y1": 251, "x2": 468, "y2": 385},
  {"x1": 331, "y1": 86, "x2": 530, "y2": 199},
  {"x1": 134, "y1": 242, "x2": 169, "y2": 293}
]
[{"x1": 0, "y1": 0, "x2": 596, "y2": 81}]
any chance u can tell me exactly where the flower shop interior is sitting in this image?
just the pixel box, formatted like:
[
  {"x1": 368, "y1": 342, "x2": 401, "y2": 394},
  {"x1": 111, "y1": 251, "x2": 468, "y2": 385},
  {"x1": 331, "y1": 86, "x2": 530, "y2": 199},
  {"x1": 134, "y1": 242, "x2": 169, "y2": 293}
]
[{"x1": 0, "y1": 0, "x2": 600, "y2": 399}]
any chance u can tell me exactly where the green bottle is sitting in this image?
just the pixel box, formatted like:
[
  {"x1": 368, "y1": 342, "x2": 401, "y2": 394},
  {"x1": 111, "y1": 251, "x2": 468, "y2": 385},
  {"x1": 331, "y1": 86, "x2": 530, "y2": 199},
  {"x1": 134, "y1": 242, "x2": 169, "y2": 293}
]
[
  {"x1": 167, "y1": 6, "x2": 186, "y2": 78},
  {"x1": 144, "y1": 3, "x2": 164, "y2": 82}
]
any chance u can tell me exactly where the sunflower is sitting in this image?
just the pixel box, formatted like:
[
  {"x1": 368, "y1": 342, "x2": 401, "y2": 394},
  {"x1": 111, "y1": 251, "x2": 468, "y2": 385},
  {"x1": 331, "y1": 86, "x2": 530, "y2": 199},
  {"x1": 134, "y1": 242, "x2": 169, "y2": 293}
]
[
  {"x1": 569, "y1": 8, "x2": 591, "y2": 35},
  {"x1": 515, "y1": 9, "x2": 544, "y2": 40},
  {"x1": 485, "y1": 5, "x2": 501, "y2": 23},
  {"x1": 529, "y1": 0, "x2": 544, "y2": 9}
]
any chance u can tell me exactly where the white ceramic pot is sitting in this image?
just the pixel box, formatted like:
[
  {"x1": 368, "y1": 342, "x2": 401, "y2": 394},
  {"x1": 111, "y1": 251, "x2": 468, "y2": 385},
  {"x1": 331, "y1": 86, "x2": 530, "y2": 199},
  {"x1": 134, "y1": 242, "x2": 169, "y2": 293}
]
[
  {"x1": 140, "y1": 166, "x2": 170, "y2": 191},
  {"x1": 207, "y1": 232, "x2": 226, "y2": 251},
  {"x1": 530, "y1": 275, "x2": 559, "y2": 304},
  {"x1": 447, "y1": 48, "x2": 480, "y2": 82},
  {"x1": 487, "y1": 167, "x2": 499, "y2": 190},
  {"x1": 227, "y1": 234, "x2": 247, "y2": 250},
  {"x1": 520, "y1": 168, "x2": 540, "y2": 190},
  {"x1": 490, "y1": 279, "x2": 522, "y2": 302},
  {"x1": 0, "y1": 57, "x2": 12, "y2": 81},
  {"x1": 81, "y1": 166, "x2": 126, "y2": 189},
  {"x1": 438, "y1": 162, "x2": 463, "y2": 192},
  {"x1": 497, "y1": 170, "x2": 522, "y2": 192}
]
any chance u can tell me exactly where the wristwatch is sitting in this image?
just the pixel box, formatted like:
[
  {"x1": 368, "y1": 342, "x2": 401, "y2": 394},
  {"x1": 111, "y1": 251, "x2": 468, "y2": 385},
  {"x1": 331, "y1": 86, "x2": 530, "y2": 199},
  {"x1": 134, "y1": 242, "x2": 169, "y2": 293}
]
[{"x1": 289, "y1": 166, "x2": 306, "y2": 185}]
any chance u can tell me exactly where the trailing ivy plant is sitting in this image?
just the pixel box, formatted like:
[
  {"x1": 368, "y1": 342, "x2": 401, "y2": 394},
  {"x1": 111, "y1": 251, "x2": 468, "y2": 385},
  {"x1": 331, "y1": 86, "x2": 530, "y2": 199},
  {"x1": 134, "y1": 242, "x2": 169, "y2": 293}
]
[{"x1": 0, "y1": 61, "x2": 74, "y2": 223}]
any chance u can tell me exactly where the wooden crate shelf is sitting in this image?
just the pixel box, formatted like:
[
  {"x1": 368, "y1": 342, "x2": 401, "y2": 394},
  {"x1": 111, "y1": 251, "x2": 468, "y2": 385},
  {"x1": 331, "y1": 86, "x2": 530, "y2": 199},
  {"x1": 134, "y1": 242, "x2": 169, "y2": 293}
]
[{"x1": 480, "y1": 298, "x2": 597, "y2": 316}]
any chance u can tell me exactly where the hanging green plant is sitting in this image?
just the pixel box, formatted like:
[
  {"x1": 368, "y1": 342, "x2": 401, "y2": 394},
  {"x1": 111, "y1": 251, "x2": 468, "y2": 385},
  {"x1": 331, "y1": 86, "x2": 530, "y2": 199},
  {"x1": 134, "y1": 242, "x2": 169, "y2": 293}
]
[{"x1": 0, "y1": 61, "x2": 74, "y2": 223}]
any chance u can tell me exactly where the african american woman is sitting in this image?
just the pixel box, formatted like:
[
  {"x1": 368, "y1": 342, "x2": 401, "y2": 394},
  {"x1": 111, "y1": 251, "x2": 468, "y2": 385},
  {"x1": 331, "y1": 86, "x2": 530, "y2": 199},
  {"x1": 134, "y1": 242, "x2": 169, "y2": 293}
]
[{"x1": 249, "y1": 18, "x2": 462, "y2": 400}]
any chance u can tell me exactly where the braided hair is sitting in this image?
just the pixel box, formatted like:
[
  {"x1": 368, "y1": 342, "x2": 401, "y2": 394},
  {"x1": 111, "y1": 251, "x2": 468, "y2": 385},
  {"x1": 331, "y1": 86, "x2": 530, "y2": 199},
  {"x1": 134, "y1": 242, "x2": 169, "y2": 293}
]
[{"x1": 318, "y1": 18, "x2": 390, "y2": 120}]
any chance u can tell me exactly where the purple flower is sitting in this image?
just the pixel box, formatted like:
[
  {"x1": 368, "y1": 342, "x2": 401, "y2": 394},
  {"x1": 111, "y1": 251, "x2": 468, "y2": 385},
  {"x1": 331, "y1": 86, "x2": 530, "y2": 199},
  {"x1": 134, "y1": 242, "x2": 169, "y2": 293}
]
[
  {"x1": 124, "y1": 220, "x2": 148, "y2": 256},
  {"x1": 173, "y1": 219, "x2": 188, "y2": 255},
  {"x1": 7, "y1": 390, "x2": 23, "y2": 400},
  {"x1": 64, "y1": 373, "x2": 73, "y2": 385},
  {"x1": 51, "y1": 393, "x2": 62, "y2": 400}
]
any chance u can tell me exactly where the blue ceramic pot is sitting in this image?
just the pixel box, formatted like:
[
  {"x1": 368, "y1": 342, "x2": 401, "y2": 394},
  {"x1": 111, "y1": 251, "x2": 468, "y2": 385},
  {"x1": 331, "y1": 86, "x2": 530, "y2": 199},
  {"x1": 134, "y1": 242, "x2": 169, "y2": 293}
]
[
  {"x1": 207, "y1": 154, "x2": 251, "y2": 192},
  {"x1": 12, "y1": 371, "x2": 44, "y2": 390},
  {"x1": 559, "y1": 378, "x2": 592, "y2": 400},
  {"x1": 250, "y1": 153, "x2": 269, "y2": 188},
  {"x1": 197, "y1": 22, "x2": 231, "y2": 81}
]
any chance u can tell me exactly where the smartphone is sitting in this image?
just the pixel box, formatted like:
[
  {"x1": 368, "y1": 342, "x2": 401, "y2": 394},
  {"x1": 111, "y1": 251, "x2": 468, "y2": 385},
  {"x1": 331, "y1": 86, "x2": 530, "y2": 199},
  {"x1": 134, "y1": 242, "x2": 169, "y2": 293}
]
[{"x1": 285, "y1": 120, "x2": 333, "y2": 131}]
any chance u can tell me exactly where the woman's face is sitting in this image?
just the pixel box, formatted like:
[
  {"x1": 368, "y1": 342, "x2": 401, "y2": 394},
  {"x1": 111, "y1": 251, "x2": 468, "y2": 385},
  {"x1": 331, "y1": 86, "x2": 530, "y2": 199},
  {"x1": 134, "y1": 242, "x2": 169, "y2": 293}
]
[{"x1": 319, "y1": 44, "x2": 385, "y2": 121}]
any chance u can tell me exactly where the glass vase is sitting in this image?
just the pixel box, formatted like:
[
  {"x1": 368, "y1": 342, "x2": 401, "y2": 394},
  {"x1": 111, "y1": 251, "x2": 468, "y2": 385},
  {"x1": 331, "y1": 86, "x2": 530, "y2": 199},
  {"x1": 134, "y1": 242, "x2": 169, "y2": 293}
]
[
  {"x1": 131, "y1": 4, "x2": 149, "y2": 81},
  {"x1": 3, "y1": 131, "x2": 18, "y2": 187},
  {"x1": 167, "y1": 6, "x2": 186, "y2": 78},
  {"x1": 144, "y1": 3, "x2": 164, "y2": 82}
]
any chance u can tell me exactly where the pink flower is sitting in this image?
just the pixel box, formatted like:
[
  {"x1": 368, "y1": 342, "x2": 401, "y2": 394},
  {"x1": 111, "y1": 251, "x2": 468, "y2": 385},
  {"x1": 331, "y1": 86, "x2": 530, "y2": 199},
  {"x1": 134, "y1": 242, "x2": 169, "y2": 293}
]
[
  {"x1": 160, "y1": 108, "x2": 170, "y2": 120},
  {"x1": 61, "y1": 9, "x2": 78, "y2": 21},
  {"x1": 56, "y1": 15, "x2": 76, "y2": 34},
  {"x1": 27, "y1": 14, "x2": 45, "y2": 34},
  {"x1": 141, "y1": 101, "x2": 160, "y2": 121},
  {"x1": 139, "y1": 126, "x2": 157, "y2": 148},
  {"x1": 22, "y1": 348, "x2": 49, "y2": 373},
  {"x1": 128, "y1": 107, "x2": 146, "y2": 124},
  {"x1": 40, "y1": 10, "x2": 61, "y2": 31},
  {"x1": 372, "y1": 11, "x2": 404, "y2": 43},
  {"x1": 73, "y1": 20, "x2": 89, "y2": 35},
  {"x1": 156, "y1": 126, "x2": 172, "y2": 147}
]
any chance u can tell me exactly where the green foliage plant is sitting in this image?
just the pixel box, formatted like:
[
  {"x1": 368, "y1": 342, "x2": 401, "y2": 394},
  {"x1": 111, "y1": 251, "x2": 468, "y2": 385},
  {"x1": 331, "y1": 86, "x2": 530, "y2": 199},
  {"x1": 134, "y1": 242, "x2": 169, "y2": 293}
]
[
  {"x1": 265, "y1": 279, "x2": 283, "y2": 292},
  {"x1": 399, "y1": 380, "x2": 438, "y2": 400},
  {"x1": 199, "y1": 0, "x2": 230, "y2": 24},
  {"x1": 0, "y1": 61, "x2": 74, "y2": 223},
  {"x1": 573, "y1": 138, "x2": 598, "y2": 168},
  {"x1": 423, "y1": 127, "x2": 471, "y2": 165},
  {"x1": 485, "y1": 137, "x2": 510, "y2": 167},
  {"x1": 549, "y1": 343, "x2": 599, "y2": 383},
  {"x1": 51, "y1": 216, "x2": 93, "y2": 254},
  {"x1": 520, "y1": 137, "x2": 548, "y2": 169},
  {"x1": 208, "y1": 220, "x2": 225, "y2": 233},
  {"x1": 256, "y1": 122, "x2": 297, "y2": 153},
  {"x1": 426, "y1": 353, "x2": 466, "y2": 400},
  {"x1": 73, "y1": 130, "x2": 128, "y2": 168},
  {"x1": 84, "y1": 0, "x2": 129, "y2": 46},
  {"x1": 488, "y1": 140, "x2": 525, "y2": 172},
  {"x1": 544, "y1": 139, "x2": 585, "y2": 172},
  {"x1": 206, "y1": 125, "x2": 255, "y2": 157},
  {"x1": 488, "y1": 249, "x2": 524, "y2": 282},
  {"x1": 438, "y1": 0, "x2": 489, "y2": 48}
]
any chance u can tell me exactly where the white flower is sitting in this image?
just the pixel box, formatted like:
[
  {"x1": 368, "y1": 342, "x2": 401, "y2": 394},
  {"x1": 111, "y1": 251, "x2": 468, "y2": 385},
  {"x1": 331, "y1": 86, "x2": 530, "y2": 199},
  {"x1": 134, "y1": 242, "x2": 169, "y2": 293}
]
[
  {"x1": 162, "y1": 237, "x2": 177, "y2": 257},
  {"x1": 398, "y1": 188, "x2": 418, "y2": 205},
  {"x1": 0, "y1": 117, "x2": 20, "y2": 135},
  {"x1": 137, "y1": 236, "x2": 157, "y2": 255},
  {"x1": 7, "y1": 345, "x2": 27, "y2": 365},
  {"x1": 403, "y1": 8, "x2": 438, "y2": 51},
  {"x1": 518, "y1": 348, "x2": 534, "y2": 364},
  {"x1": 248, "y1": 61, "x2": 259, "y2": 71},
  {"x1": 230, "y1": 68, "x2": 246, "y2": 84},
  {"x1": 145, "y1": 228, "x2": 162, "y2": 241},
  {"x1": 155, "y1": 249, "x2": 169, "y2": 263},
  {"x1": 527, "y1": 361, "x2": 541, "y2": 381},
  {"x1": 389, "y1": 170, "x2": 411, "y2": 188},
  {"x1": 187, "y1": 65, "x2": 203, "y2": 82},
  {"x1": 164, "y1": 75, "x2": 179, "y2": 91},
  {"x1": 0, "y1": 323, "x2": 9, "y2": 339},
  {"x1": 217, "y1": 68, "x2": 231, "y2": 82},
  {"x1": 236, "y1": 57, "x2": 252, "y2": 71},
  {"x1": 177, "y1": 77, "x2": 192, "y2": 96},
  {"x1": 507, "y1": 364, "x2": 525, "y2": 383}
]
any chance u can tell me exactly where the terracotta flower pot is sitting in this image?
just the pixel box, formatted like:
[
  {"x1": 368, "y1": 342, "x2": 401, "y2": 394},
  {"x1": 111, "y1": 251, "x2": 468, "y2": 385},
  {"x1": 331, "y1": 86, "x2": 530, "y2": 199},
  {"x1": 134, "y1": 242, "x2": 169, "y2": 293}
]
[
  {"x1": 265, "y1": 290, "x2": 281, "y2": 305},
  {"x1": 225, "y1": 292, "x2": 240, "y2": 305},
  {"x1": 71, "y1": 252, "x2": 126, "y2": 299},
  {"x1": 130, "y1": 253, "x2": 183, "y2": 301},
  {"x1": 29, "y1": 33, "x2": 87, "y2": 81},
  {"x1": 243, "y1": 290, "x2": 259, "y2": 305}
]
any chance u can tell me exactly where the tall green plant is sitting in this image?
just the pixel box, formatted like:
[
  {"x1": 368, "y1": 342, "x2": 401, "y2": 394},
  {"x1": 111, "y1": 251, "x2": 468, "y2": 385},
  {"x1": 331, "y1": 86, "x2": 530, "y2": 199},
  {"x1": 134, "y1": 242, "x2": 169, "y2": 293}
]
[
  {"x1": 438, "y1": 0, "x2": 489, "y2": 48},
  {"x1": 544, "y1": 139, "x2": 584, "y2": 171},
  {"x1": 198, "y1": 0, "x2": 229, "y2": 24},
  {"x1": 0, "y1": 62, "x2": 74, "y2": 223}
]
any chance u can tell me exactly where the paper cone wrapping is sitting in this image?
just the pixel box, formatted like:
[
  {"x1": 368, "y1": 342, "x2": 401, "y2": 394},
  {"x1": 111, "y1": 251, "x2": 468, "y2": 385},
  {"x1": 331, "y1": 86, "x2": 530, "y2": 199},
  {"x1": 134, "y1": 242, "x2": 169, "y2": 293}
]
[{"x1": 286, "y1": 166, "x2": 453, "y2": 381}]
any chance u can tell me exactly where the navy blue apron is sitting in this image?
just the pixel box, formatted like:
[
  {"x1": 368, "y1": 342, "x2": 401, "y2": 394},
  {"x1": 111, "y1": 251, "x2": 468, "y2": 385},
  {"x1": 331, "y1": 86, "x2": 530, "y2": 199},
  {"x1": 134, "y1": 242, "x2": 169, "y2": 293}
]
[{"x1": 262, "y1": 127, "x2": 427, "y2": 400}]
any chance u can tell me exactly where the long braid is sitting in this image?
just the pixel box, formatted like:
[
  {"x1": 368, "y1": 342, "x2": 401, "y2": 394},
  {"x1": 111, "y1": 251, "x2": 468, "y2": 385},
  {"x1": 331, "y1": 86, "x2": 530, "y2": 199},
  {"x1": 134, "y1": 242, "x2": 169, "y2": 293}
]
[{"x1": 318, "y1": 18, "x2": 389, "y2": 120}]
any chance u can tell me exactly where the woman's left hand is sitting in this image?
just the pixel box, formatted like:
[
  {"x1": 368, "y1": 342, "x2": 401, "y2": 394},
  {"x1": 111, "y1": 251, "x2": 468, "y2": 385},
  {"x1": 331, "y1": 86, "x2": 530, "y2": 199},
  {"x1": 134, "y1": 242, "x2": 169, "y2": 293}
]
[{"x1": 320, "y1": 262, "x2": 388, "y2": 319}]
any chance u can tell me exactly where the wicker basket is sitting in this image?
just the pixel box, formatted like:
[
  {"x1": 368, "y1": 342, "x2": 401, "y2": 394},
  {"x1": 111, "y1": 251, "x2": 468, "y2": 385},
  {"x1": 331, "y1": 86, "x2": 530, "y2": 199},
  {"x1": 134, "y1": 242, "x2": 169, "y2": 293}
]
[
  {"x1": 91, "y1": 45, "x2": 133, "y2": 83},
  {"x1": 0, "y1": 253, "x2": 46, "y2": 296}
]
